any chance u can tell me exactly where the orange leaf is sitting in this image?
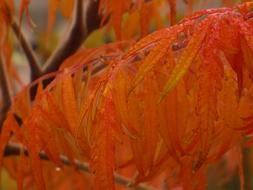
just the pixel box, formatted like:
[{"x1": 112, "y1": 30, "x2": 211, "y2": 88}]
[
  {"x1": 61, "y1": 70, "x2": 79, "y2": 134},
  {"x1": 90, "y1": 97, "x2": 117, "y2": 190},
  {"x1": 159, "y1": 18, "x2": 210, "y2": 102}
]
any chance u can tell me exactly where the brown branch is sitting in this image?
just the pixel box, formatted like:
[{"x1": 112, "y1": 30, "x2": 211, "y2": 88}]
[
  {"x1": 4, "y1": 142, "x2": 157, "y2": 190},
  {"x1": 41, "y1": 0, "x2": 100, "y2": 79},
  {"x1": 0, "y1": 58, "x2": 13, "y2": 131},
  {"x1": 11, "y1": 0, "x2": 100, "y2": 81},
  {"x1": 11, "y1": 20, "x2": 43, "y2": 80}
]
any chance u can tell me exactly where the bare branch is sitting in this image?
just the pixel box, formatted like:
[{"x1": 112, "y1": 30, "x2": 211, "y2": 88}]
[
  {"x1": 11, "y1": 0, "x2": 100, "y2": 82},
  {"x1": 11, "y1": 20, "x2": 42, "y2": 79},
  {"x1": 0, "y1": 58, "x2": 13, "y2": 131},
  {"x1": 41, "y1": 0, "x2": 100, "y2": 79},
  {"x1": 4, "y1": 142, "x2": 157, "y2": 190}
]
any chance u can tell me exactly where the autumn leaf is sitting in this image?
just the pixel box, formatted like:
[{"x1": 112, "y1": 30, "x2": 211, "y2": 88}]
[{"x1": 159, "y1": 18, "x2": 210, "y2": 102}]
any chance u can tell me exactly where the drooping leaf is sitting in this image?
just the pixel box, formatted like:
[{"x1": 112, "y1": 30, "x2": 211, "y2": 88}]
[
  {"x1": 61, "y1": 70, "x2": 79, "y2": 135},
  {"x1": 159, "y1": 18, "x2": 210, "y2": 102},
  {"x1": 90, "y1": 94, "x2": 118, "y2": 190}
]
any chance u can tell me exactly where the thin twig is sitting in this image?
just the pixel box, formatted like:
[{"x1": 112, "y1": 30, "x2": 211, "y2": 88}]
[
  {"x1": 4, "y1": 142, "x2": 157, "y2": 190},
  {"x1": 11, "y1": 19, "x2": 42, "y2": 79},
  {"x1": 11, "y1": 0, "x2": 100, "y2": 81},
  {"x1": 0, "y1": 58, "x2": 13, "y2": 131}
]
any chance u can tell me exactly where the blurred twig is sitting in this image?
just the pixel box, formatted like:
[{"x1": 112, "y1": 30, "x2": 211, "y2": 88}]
[
  {"x1": 0, "y1": 58, "x2": 13, "y2": 131},
  {"x1": 11, "y1": 0, "x2": 100, "y2": 81},
  {"x1": 4, "y1": 142, "x2": 157, "y2": 190},
  {"x1": 11, "y1": 20, "x2": 42, "y2": 79}
]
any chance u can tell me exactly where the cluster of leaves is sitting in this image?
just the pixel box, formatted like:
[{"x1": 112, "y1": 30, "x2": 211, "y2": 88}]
[{"x1": 1, "y1": 0, "x2": 253, "y2": 190}]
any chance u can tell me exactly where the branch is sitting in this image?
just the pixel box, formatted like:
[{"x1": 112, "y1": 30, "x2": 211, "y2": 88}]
[
  {"x1": 11, "y1": 20, "x2": 42, "y2": 80},
  {"x1": 4, "y1": 142, "x2": 157, "y2": 190},
  {"x1": 11, "y1": 0, "x2": 100, "y2": 81},
  {"x1": 41, "y1": 0, "x2": 100, "y2": 79},
  {"x1": 0, "y1": 58, "x2": 13, "y2": 131}
]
